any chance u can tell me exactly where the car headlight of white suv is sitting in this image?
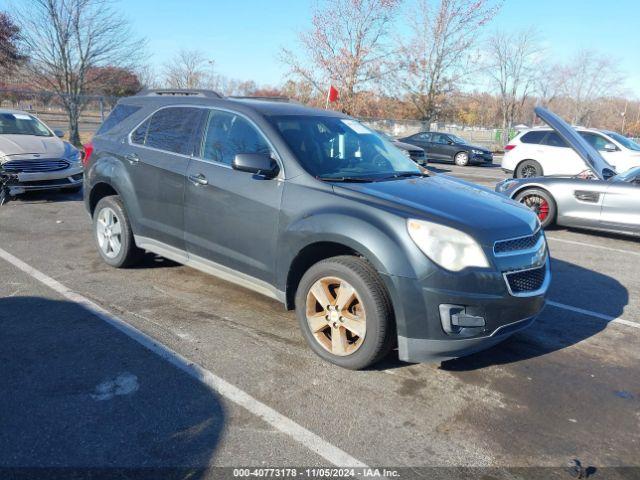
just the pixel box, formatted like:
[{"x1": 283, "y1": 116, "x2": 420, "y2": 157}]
[{"x1": 407, "y1": 219, "x2": 490, "y2": 271}]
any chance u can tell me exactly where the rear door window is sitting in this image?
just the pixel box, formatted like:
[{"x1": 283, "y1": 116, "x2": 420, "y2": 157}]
[
  {"x1": 131, "y1": 107, "x2": 204, "y2": 155},
  {"x1": 520, "y1": 131, "x2": 547, "y2": 144},
  {"x1": 200, "y1": 110, "x2": 271, "y2": 165}
]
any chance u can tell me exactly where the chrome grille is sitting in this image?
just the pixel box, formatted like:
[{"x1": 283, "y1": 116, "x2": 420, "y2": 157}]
[
  {"x1": 504, "y1": 265, "x2": 547, "y2": 295},
  {"x1": 409, "y1": 150, "x2": 425, "y2": 158},
  {"x1": 494, "y1": 230, "x2": 542, "y2": 255},
  {"x1": 2, "y1": 159, "x2": 70, "y2": 173}
]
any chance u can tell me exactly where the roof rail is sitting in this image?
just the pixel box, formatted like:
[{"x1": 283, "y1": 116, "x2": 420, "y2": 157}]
[
  {"x1": 136, "y1": 89, "x2": 223, "y2": 98},
  {"x1": 229, "y1": 96, "x2": 294, "y2": 103}
]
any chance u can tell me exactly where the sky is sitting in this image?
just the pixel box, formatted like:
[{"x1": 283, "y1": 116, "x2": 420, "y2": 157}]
[{"x1": 117, "y1": 0, "x2": 639, "y2": 96}]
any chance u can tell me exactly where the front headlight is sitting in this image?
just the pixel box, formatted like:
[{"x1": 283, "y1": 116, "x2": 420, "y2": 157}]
[
  {"x1": 472, "y1": 149, "x2": 484, "y2": 155},
  {"x1": 400, "y1": 149, "x2": 411, "y2": 157},
  {"x1": 407, "y1": 219, "x2": 490, "y2": 271},
  {"x1": 65, "y1": 149, "x2": 81, "y2": 163}
]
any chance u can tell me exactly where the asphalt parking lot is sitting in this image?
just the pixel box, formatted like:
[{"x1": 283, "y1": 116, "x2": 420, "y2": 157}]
[{"x1": 1, "y1": 158, "x2": 639, "y2": 479}]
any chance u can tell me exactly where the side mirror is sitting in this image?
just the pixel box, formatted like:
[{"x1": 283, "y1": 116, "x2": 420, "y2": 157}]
[
  {"x1": 447, "y1": 140, "x2": 454, "y2": 145},
  {"x1": 232, "y1": 153, "x2": 279, "y2": 178},
  {"x1": 603, "y1": 143, "x2": 617, "y2": 152},
  {"x1": 53, "y1": 129, "x2": 65, "y2": 138}
]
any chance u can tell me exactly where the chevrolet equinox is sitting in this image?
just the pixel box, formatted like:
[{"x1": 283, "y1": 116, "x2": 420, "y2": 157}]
[{"x1": 84, "y1": 90, "x2": 550, "y2": 369}]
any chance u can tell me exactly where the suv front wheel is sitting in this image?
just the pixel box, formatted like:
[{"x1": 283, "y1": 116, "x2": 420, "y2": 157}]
[
  {"x1": 295, "y1": 256, "x2": 395, "y2": 370},
  {"x1": 93, "y1": 196, "x2": 143, "y2": 268}
]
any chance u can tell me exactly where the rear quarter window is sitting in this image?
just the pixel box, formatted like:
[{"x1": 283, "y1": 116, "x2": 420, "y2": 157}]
[
  {"x1": 541, "y1": 132, "x2": 569, "y2": 148},
  {"x1": 520, "y1": 131, "x2": 547, "y2": 144},
  {"x1": 96, "y1": 104, "x2": 141, "y2": 135}
]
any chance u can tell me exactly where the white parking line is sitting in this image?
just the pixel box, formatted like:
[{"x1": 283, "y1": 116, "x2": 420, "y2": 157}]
[
  {"x1": 547, "y1": 300, "x2": 639, "y2": 329},
  {"x1": 546, "y1": 236, "x2": 640, "y2": 257},
  {"x1": 0, "y1": 246, "x2": 367, "y2": 468}
]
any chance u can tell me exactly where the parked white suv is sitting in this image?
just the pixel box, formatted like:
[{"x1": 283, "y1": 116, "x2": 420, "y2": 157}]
[{"x1": 502, "y1": 127, "x2": 640, "y2": 178}]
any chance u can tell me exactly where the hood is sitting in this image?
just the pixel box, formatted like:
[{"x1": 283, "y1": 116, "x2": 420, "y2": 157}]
[
  {"x1": 393, "y1": 140, "x2": 423, "y2": 151},
  {"x1": 334, "y1": 174, "x2": 538, "y2": 245},
  {"x1": 535, "y1": 107, "x2": 615, "y2": 180},
  {"x1": 0, "y1": 134, "x2": 66, "y2": 160}
]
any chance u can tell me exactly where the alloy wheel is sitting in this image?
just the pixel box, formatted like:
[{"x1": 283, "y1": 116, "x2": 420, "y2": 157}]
[
  {"x1": 305, "y1": 276, "x2": 366, "y2": 356},
  {"x1": 96, "y1": 207, "x2": 123, "y2": 259},
  {"x1": 522, "y1": 194, "x2": 550, "y2": 222}
]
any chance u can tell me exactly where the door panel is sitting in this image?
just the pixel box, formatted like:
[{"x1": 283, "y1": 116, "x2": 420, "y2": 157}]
[
  {"x1": 600, "y1": 181, "x2": 640, "y2": 234},
  {"x1": 127, "y1": 106, "x2": 205, "y2": 249},
  {"x1": 558, "y1": 183, "x2": 608, "y2": 228},
  {"x1": 184, "y1": 110, "x2": 283, "y2": 283}
]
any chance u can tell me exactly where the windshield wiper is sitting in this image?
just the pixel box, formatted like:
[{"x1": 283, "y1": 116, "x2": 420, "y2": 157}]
[
  {"x1": 316, "y1": 176, "x2": 377, "y2": 183},
  {"x1": 375, "y1": 171, "x2": 428, "y2": 181}
]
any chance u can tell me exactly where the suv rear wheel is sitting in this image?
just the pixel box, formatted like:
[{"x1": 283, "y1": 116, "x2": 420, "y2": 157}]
[
  {"x1": 516, "y1": 160, "x2": 543, "y2": 178},
  {"x1": 93, "y1": 196, "x2": 143, "y2": 268},
  {"x1": 295, "y1": 256, "x2": 395, "y2": 370}
]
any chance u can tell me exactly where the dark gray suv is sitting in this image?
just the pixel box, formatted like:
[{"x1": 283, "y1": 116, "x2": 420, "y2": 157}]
[{"x1": 84, "y1": 90, "x2": 549, "y2": 369}]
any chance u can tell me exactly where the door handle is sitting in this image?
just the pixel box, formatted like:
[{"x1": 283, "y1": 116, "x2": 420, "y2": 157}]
[
  {"x1": 125, "y1": 153, "x2": 139, "y2": 165},
  {"x1": 188, "y1": 173, "x2": 208, "y2": 186}
]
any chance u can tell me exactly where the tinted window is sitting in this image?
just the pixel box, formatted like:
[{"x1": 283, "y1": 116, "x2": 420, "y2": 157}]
[
  {"x1": 133, "y1": 107, "x2": 203, "y2": 155},
  {"x1": 97, "y1": 104, "x2": 141, "y2": 135},
  {"x1": 432, "y1": 134, "x2": 450, "y2": 144},
  {"x1": 541, "y1": 132, "x2": 568, "y2": 148},
  {"x1": 201, "y1": 110, "x2": 271, "y2": 165},
  {"x1": 131, "y1": 119, "x2": 148, "y2": 144},
  {"x1": 520, "y1": 131, "x2": 546, "y2": 144},
  {"x1": 579, "y1": 132, "x2": 613, "y2": 151},
  {"x1": 414, "y1": 132, "x2": 431, "y2": 141}
]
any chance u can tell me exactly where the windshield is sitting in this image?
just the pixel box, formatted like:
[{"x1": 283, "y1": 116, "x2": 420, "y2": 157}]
[
  {"x1": 0, "y1": 113, "x2": 52, "y2": 137},
  {"x1": 604, "y1": 131, "x2": 640, "y2": 152},
  {"x1": 614, "y1": 166, "x2": 640, "y2": 182},
  {"x1": 270, "y1": 116, "x2": 420, "y2": 180}
]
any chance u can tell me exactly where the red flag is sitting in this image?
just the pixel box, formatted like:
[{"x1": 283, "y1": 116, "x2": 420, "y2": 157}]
[{"x1": 328, "y1": 85, "x2": 339, "y2": 103}]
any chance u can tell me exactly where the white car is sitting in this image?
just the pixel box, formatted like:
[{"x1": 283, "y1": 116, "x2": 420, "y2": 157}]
[
  {"x1": 0, "y1": 109, "x2": 83, "y2": 194},
  {"x1": 502, "y1": 127, "x2": 640, "y2": 178}
]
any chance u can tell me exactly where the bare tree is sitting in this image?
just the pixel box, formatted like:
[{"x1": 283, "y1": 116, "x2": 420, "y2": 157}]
[
  {"x1": 393, "y1": 0, "x2": 499, "y2": 123},
  {"x1": 560, "y1": 49, "x2": 626, "y2": 125},
  {"x1": 281, "y1": 0, "x2": 400, "y2": 114},
  {"x1": 0, "y1": 12, "x2": 26, "y2": 77},
  {"x1": 162, "y1": 49, "x2": 214, "y2": 89},
  {"x1": 486, "y1": 28, "x2": 542, "y2": 144},
  {"x1": 13, "y1": 0, "x2": 144, "y2": 145}
]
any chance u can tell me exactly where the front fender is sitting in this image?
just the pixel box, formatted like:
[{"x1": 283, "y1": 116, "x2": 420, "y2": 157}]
[{"x1": 277, "y1": 209, "x2": 427, "y2": 289}]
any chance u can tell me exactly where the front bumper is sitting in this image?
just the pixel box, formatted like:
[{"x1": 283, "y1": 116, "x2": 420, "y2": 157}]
[
  {"x1": 471, "y1": 152, "x2": 494, "y2": 164},
  {"x1": 8, "y1": 164, "x2": 84, "y2": 193},
  {"x1": 381, "y1": 257, "x2": 549, "y2": 363}
]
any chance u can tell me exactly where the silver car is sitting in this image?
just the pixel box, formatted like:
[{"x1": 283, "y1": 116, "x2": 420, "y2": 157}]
[
  {"x1": 496, "y1": 107, "x2": 640, "y2": 237},
  {"x1": 0, "y1": 109, "x2": 83, "y2": 194}
]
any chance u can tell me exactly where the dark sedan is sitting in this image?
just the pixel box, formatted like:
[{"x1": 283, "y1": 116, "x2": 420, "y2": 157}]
[
  {"x1": 375, "y1": 130, "x2": 427, "y2": 166},
  {"x1": 398, "y1": 131, "x2": 493, "y2": 166}
]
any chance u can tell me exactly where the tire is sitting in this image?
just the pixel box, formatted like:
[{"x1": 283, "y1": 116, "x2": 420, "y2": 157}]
[
  {"x1": 454, "y1": 151, "x2": 469, "y2": 166},
  {"x1": 295, "y1": 255, "x2": 395, "y2": 370},
  {"x1": 516, "y1": 160, "x2": 543, "y2": 178},
  {"x1": 515, "y1": 188, "x2": 557, "y2": 228},
  {"x1": 93, "y1": 195, "x2": 143, "y2": 268}
]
